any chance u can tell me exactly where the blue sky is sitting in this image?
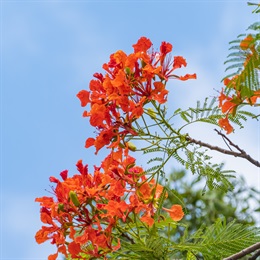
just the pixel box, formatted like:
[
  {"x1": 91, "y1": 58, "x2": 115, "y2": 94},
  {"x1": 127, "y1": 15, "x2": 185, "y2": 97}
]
[{"x1": 1, "y1": 0, "x2": 259, "y2": 259}]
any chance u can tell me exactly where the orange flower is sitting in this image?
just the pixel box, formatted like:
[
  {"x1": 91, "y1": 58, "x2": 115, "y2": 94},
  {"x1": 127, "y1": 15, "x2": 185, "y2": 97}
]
[
  {"x1": 102, "y1": 200, "x2": 129, "y2": 220},
  {"x1": 173, "y1": 56, "x2": 187, "y2": 70},
  {"x1": 223, "y1": 78, "x2": 231, "y2": 87},
  {"x1": 137, "y1": 178, "x2": 164, "y2": 204},
  {"x1": 85, "y1": 137, "x2": 95, "y2": 148},
  {"x1": 37, "y1": 37, "x2": 199, "y2": 258},
  {"x1": 36, "y1": 159, "x2": 133, "y2": 258},
  {"x1": 40, "y1": 211, "x2": 54, "y2": 225},
  {"x1": 221, "y1": 100, "x2": 237, "y2": 114},
  {"x1": 218, "y1": 90, "x2": 237, "y2": 114},
  {"x1": 163, "y1": 205, "x2": 184, "y2": 221},
  {"x1": 113, "y1": 50, "x2": 127, "y2": 65},
  {"x1": 178, "y1": 73, "x2": 197, "y2": 81},
  {"x1": 160, "y1": 41, "x2": 172, "y2": 55},
  {"x1": 77, "y1": 37, "x2": 196, "y2": 154},
  {"x1": 240, "y1": 34, "x2": 254, "y2": 51},
  {"x1": 35, "y1": 196, "x2": 54, "y2": 207},
  {"x1": 48, "y1": 253, "x2": 58, "y2": 260},
  {"x1": 68, "y1": 241, "x2": 81, "y2": 258},
  {"x1": 132, "y1": 36, "x2": 152, "y2": 53},
  {"x1": 94, "y1": 128, "x2": 115, "y2": 154},
  {"x1": 159, "y1": 41, "x2": 173, "y2": 63},
  {"x1": 76, "y1": 90, "x2": 90, "y2": 107},
  {"x1": 248, "y1": 89, "x2": 260, "y2": 105},
  {"x1": 218, "y1": 116, "x2": 233, "y2": 134},
  {"x1": 140, "y1": 213, "x2": 155, "y2": 227}
]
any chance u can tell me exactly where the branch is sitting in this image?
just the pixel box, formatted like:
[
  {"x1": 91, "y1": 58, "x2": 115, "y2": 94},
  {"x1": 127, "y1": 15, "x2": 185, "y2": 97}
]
[
  {"x1": 120, "y1": 232, "x2": 135, "y2": 244},
  {"x1": 214, "y1": 129, "x2": 245, "y2": 153},
  {"x1": 223, "y1": 242, "x2": 260, "y2": 260},
  {"x1": 186, "y1": 135, "x2": 260, "y2": 168},
  {"x1": 248, "y1": 249, "x2": 260, "y2": 260}
]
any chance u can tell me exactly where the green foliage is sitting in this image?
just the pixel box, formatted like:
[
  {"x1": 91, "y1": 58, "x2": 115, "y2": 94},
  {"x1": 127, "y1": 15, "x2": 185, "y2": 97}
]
[
  {"x1": 175, "y1": 218, "x2": 260, "y2": 259},
  {"x1": 248, "y1": 2, "x2": 260, "y2": 13},
  {"x1": 110, "y1": 170, "x2": 260, "y2": 259},
  {"x1": 136, "y1": 15, "x2": 260, "y2": 189},
  {"x1": 65, "y1": 169, "x2": 260, "y2": 260},
  {"x1": 136, "y1": 93, "x2": 259, "y2": 193},
  {"x1": 164, "y1": 170, "x2": 259, "y2": 231},
  {"x1": 175, "y1": 97, "x2": 258, "y2": 130},
  {"x1": 161, "y1": 169, "x2": 260, "y2": 259},
  {"x1": 223, "y1": 20, "x2": 260, "y2": 100}
]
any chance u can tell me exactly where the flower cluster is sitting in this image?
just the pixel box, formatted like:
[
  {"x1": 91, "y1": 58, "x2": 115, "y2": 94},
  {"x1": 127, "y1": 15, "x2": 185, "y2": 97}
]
[
  {"x1": 35, "y1": 148, "x2": 184, "y2": 259},
  {"x1": 77, "y1": 37, "x2": 196, "y2": 154},
  {"x1": 35, "y1": 37, "x2": 192, "y2": 259},
  {"x1": 218, "y1": 34, "x2": 260, "y2": 134}
]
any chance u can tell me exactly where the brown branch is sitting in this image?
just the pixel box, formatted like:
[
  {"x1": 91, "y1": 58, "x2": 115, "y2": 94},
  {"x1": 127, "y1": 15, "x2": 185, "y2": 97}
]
[
  {"x1": 223, "y1": 242, "x2": 260, "y2": 260},
  {"x1": 248, "y1": 249, "x2": 260, "y2": 260},
  {"x1": 214, "y1": 129, "x2": 244, "y2": 153},
  {"x1": 120, "y1": 232, "x2": 135, "y2": 244},
  {"x1": 186, "y1": 135, "x2": 260, "y2": 168}
]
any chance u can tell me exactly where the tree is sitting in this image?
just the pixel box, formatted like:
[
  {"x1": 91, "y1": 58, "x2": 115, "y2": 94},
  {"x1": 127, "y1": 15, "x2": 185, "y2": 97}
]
[
  {"x1": 162, "y1": 169, "x2": 260, "y2": 259},
  {"x1": 35, "y1": 2, "x2": 260, "y2": 259}
]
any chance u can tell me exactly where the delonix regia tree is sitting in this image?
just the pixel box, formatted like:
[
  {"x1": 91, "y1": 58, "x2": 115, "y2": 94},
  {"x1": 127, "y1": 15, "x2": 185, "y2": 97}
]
[{"x1": 35, "y1": 2, "x2": 260, "y2": 260}]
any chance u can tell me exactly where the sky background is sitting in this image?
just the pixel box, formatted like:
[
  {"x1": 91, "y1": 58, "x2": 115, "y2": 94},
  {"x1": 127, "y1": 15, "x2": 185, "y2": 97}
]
[{"x1": 1, "y1": 0, "x2": 260, "y2": 259}]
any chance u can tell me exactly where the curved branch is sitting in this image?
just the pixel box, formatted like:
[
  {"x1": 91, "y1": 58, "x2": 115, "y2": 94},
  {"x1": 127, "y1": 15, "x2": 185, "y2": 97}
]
[
  {"x1": 223, "y1": 242, "x2": 260, "y2": 260},
  {"x1": 248, "y1": 250, "x2": 260, "y2": 260},
  {"x1": 186, "y1": 135, "x2": 260, "y2": 168}
]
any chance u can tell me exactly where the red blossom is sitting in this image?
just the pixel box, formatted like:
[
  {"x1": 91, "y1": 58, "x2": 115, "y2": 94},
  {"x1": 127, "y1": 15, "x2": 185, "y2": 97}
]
[
  {"x1": 76, "y1": 37, "x2": 196, "y2": 154},
  {"x1": 173, "y1": 56, "x2": 187, "y2": 69},
  {"x1": 77, "y1": 90, "x2": 90, "y2": 107},
  {"x1": 218, "y1": 116, "x2": 233, "y2": 134},
  {"x1": 163, "y1": 205, "x2": 184, "y2": 221},
  {"x1": 178, "y1": 73, "x2": 197, "y2": 81},
  {"x1": 37, "y1": 37, "x2": 191, "y2": 259},
  {"x1": 132, "y1": 37, "x2": 152, "y2": 53}
]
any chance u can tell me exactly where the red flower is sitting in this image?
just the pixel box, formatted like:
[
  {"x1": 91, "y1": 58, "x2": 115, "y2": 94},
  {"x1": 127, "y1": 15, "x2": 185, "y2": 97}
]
[
  {"x1": 218, "y1": 116, "x2": 233, "y2": 134},
  {"x1": 160, "y1": 41, "x2": 172, "y2": 56},
  {"x1": 163, "y1": 205, "x2": 184, "y2": 221},
  {"x1": 132, "y1": 37, "x2": 152, "y2": 53},
  {"x1": 218, "y1": 89, "x2": 238, "y2": 115},
  {"x1": 240, "y1": 34, "x2": 254, "y2": 51},
  {"x1": 173, "y1": 56, "x2": 187, "y2": 70},
  {"x1": 178, "y1": 73, "x2": 197, "y2": 81},
  {"x1": 36, "y1": 38, "x2": 196, "y2": 259},
  {"x1": 77, "y1": 90, "x2": 90, "y2": 107},
  {"x1": 76, "y1": 37, "x2": 196, "y2": 154},
  {"x1": 68, "y1": 241, "x2": 81, "y2": 258},
  {"x1": 140, "y1": 213, "x2": 155, "y2": 227}
]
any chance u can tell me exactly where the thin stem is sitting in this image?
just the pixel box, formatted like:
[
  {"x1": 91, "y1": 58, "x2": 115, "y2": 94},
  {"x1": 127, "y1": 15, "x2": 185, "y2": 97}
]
[
  {"x1": 151, "y1": 100, "x2": 179, "y2": 136},
  {"x1": 223, "y1": 242, "x2": 260, "y2": 260},
  {"x1": 141, "y1": 114, "x2": 150, "y2": 135},
  {"x1": 186, "y1": 135, "x2": 260, "y2": 168}
]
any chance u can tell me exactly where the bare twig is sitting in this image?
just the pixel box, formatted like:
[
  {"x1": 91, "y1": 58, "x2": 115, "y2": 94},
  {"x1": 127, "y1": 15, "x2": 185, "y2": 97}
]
[
  {"x1": 186, "y1": 135, "x2": 260, "y2": 168},
  {"x1": 248, "y1": 249, "x2": 260, "y2": 260},
  {"x1": 120, "y1": 233, "x2": 135, "y2": 244},
  {"x1": 223, "y1": 242, "x2": 260, "y2": 260},
  {"x1": 214, "y1": 129, "x2": 244, "y2": 153}
]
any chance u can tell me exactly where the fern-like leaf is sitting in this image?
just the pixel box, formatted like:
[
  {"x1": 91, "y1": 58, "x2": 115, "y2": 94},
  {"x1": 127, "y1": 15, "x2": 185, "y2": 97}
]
[{"x1": 172, "y1": 218, "x2": 260, "y2": 259}]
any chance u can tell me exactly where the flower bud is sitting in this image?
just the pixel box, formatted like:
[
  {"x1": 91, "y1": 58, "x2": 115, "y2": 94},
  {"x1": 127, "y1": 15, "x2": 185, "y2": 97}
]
[
  {"x1": 69, "y1": 191, "x2": 80, "y2": 207},
  {"x1": 58, "y1": 203, "x2": 65, "y2": 212},
  {"x1": 125, "y1": 67, "x2": 131, "y2": 75},
  {"x1": 127, "y1": 142, "x2": 136, "y2": 151},
  {"x1": 147, "y1": 108, "x2": 157, "y2": 119}
]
